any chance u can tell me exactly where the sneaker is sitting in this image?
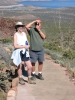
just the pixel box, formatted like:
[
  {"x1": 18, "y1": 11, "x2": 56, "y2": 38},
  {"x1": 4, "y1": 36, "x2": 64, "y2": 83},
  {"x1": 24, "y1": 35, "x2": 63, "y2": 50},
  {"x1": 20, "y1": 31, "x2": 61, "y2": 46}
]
[
  {"x1": 31, "y1": 73, "x2": 36, "y2": 80},
  {"x1": 19, "y1": 78, "x2": 25, "y2": 85},
  {"x1": 38, "y1": 73, "x2": 44, "y2": 80},
  {"x1": 28, "y1": 77, "x2": 36, "y2": 84}
]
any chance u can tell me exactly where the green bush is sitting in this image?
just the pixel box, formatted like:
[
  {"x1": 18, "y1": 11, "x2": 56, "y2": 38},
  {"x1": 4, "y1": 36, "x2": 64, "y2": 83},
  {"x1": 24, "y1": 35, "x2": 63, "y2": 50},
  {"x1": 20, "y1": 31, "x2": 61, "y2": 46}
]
[
  {"x1": 47, "y1": 42, "x2": 63, "y2": 52},
  {"x1": 44, "y1": 42, "x2": 49, "y2": 48},
  {"x1": 0, "y1": 37, "x2": 13, "y2": 43},
  {"x1": 44, "y1": 49, "x2": 50, "y2": 55},
  {"x1": 54, "y1": 60, "x2": 65, "y2": 67},
  {"x1": 50, "y1": 51, "x2": 63, "y2": 60},
  {"x1": 63, "y1": 49, "x2": 75, "y2": 59},
  {"x1": 0, "y1": 91, "x2": 5, "y2": 100}
]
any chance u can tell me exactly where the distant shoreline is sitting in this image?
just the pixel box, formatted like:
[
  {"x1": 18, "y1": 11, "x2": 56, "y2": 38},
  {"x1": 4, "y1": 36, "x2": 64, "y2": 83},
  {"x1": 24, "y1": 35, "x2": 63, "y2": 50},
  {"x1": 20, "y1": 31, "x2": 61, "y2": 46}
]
[{"x1": 0, "y1": 4, "x2": 24, "y2": 9}]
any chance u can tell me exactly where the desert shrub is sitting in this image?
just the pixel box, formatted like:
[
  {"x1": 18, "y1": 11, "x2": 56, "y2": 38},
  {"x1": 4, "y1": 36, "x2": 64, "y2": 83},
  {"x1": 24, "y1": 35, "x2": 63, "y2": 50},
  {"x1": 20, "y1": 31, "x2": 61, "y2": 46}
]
[
  {"x1": 49, "y1": 51, "x2": 63, "y2": 60},
  {"x1": 1, "y1": 38, "x2": 12, "y2": 43},
  {"x1": 54, "y1": 60, "x2": 65, "y2": 67},
  {"x1": 48, "y1": 42, "x2": 57, "y2": 50},
  {"x1": 0, "y1": 70, "x2": 12, "y2": 93},
  {"x1": 44, "y1": 49, "x2": 50, "y2": 55},
  {"x1": 63, "y1": 49, "x2": 75, "y2": 59},
  {"x1": 48, "y1": 42, "x2": 63, "y2": 52},
  {"x1": 0, "y1": 63, "x2": 5, "y2": 70},
  {"x1": 44, "y1": 42, "x2": 49, "y2": 48},
  {"x1": 0, "y1": 46, "x2": 11, "y2": 67},
  {"x1": 0, "y1": 91, "x2": 6, "y2": 100}
]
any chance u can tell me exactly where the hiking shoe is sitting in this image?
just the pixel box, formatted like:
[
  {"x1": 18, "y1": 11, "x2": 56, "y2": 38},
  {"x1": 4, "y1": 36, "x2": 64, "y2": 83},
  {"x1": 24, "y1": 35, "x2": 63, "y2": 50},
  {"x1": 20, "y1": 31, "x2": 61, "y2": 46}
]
[
  {"x1": 28, "y1": 77, "x2": 36, "y2": 84},
  {"x1": 19, "y1": 78, "x2": 25, "y2": 85},
  {"x1": 38, "y1": 73, "x2": 44, "y2": 80},
  {"x1": 31, "y1": 73, "x2": 36, "y2": 80}
]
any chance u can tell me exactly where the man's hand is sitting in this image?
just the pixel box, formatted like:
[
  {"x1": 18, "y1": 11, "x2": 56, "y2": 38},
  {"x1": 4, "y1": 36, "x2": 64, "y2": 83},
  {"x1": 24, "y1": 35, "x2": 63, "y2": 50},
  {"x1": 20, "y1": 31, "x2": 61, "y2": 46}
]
[{"x1": 36, "y1": 25, "x2": 40, "y2": 31}]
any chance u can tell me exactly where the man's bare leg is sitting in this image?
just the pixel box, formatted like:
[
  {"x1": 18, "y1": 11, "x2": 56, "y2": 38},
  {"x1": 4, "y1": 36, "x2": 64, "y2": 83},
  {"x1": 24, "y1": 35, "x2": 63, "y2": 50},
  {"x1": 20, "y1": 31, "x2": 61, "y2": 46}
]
[{"x1": 38, "y1": 62, "x2": 44, "y2": 80}]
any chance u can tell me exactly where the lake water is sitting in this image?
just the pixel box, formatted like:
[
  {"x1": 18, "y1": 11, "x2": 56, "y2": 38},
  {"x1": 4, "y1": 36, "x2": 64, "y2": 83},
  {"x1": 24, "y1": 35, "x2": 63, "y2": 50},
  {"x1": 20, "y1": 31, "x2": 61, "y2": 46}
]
[{"x1": 19, "y1": 1, "x2": 75, "y2": 9}]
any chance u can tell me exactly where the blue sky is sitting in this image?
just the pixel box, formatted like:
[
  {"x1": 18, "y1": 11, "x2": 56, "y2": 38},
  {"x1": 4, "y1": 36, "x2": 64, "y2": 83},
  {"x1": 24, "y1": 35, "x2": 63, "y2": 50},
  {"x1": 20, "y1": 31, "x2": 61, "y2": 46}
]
[{"x1": 20, "y1": 0, "x2": 75, "y2": 8}]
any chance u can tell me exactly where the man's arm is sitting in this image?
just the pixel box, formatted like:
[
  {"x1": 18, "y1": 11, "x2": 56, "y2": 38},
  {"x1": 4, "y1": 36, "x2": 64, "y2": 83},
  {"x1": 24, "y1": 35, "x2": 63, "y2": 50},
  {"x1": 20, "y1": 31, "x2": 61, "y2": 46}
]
[
  {"x1": 38, "y1": 29, "x2": 46, "y2": 39},
  {"x1": 25, "y1": 20, "x2": 46, "y2": 39},
  {"x1": 25, "y1": 20, "x2": 36, "y2": 30},
  {"x1": 36, "y1": 25, "x2": 46, "y2": 39}
]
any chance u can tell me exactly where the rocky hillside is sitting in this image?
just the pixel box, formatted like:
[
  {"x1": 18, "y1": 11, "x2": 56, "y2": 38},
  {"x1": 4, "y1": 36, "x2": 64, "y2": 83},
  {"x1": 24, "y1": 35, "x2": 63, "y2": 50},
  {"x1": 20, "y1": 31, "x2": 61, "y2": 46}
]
[{"x1": 0, "y1": 18, "x2": 17, "y2": 39}]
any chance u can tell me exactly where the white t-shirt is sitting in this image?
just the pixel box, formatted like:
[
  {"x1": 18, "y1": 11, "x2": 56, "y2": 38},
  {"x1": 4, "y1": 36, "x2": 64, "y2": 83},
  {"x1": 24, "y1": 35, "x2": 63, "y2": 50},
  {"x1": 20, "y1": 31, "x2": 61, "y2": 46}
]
[
  {"x1": 15, "y1": 32, "x2": 29, "y2": 57},
  {"x1": 15, "y1": 32, "x2": 27, "y2": 46}
]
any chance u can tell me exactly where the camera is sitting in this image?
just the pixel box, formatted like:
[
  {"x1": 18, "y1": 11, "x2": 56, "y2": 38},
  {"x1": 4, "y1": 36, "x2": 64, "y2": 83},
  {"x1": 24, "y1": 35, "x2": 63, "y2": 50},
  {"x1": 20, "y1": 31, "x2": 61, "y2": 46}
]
[{"x1": 35, "y1": 22, "x2": 39, "y2": 26}]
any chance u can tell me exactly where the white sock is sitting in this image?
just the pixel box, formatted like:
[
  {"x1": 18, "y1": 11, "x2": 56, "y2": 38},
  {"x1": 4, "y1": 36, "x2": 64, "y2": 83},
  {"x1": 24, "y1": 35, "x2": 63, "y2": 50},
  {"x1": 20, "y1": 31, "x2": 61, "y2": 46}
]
[
  {"x1": 38, "y1": 72, "x2": 42, "y2": 74},
  {"x1": 32, "y1": 72, "x2": 36, "y2": 74}
]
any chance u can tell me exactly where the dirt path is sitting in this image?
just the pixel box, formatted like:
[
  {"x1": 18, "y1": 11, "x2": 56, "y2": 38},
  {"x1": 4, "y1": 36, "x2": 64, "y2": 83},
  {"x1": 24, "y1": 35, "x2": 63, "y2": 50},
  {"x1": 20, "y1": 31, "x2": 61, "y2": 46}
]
[{"x1": 16, "y1": 59, "x2": 75, "y2": 100}]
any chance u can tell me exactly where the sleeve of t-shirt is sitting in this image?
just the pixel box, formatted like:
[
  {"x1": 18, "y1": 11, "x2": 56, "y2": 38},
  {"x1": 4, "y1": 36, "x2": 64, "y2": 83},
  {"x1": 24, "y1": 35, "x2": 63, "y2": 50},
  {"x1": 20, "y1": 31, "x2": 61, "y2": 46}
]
[{"x1": 27, "y1": 27, "x2": 33, "y2": 36}]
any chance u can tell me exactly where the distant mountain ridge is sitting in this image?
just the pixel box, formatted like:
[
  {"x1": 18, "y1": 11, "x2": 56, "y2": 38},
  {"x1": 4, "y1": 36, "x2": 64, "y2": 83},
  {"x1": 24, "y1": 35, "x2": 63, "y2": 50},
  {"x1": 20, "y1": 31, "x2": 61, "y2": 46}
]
[
  {"x1": 0, "y1": 0, "x2": 44, "y2": 10},
  {"x1": 0, "y1": 0, "x2": 27, "y2": 6},
  {"x1": 0, "y1": 0, "x2": 48, "y2": 6},
  {"x1": 0, "y1": 0, "x2": 18, "y2": 6},
  {"x1": 0, "y1": 0, "x2": 24, "y2": 9}
]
